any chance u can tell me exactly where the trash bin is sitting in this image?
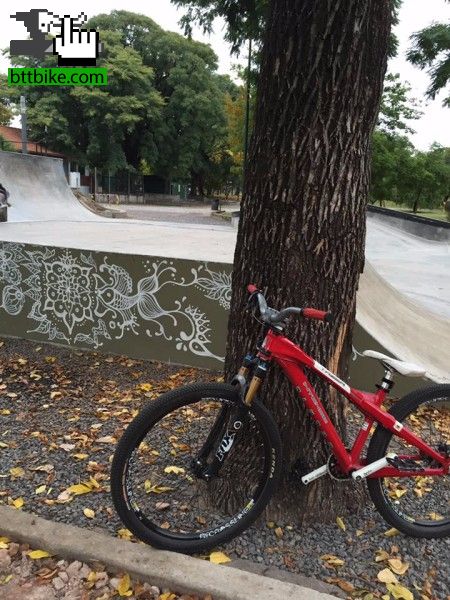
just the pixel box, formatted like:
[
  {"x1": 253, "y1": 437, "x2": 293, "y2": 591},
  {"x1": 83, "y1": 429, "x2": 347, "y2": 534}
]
[
  {"x1": 0, "y1": 205, "x2": 7, "y2": 222},
  {"x1": 211, "y1": 198, "x2": 220, "y2": 211}
]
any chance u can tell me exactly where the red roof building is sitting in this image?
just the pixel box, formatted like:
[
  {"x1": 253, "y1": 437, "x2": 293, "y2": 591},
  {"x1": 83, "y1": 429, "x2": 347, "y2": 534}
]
[{"x1": 0, "y1": 125, "x2": 66, "y2": 159}]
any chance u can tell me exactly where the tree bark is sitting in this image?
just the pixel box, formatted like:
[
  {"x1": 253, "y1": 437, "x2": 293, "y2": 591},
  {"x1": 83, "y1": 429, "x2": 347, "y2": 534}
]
[{"x1": 223, "y1": 0, "x2": 391, "y2": 523}]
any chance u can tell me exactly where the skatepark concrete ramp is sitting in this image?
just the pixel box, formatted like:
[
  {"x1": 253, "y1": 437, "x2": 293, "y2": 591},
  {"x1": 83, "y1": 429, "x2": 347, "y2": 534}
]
[
  {"x1": 357, "y1": 263, "x2": 449, "y2": 384},
  {"x1": 0, "y1": 153, "x2": 448, "y2": 388},
  {"x1": 0, "y1": 151, "x2": 104, "y2": 222}
]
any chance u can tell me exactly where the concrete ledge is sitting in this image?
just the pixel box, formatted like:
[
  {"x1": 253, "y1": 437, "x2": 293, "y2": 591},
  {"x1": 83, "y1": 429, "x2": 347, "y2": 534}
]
[
  {"x1": 0, "y1": 507, "x2": 339, "y2": 600},
  {"x1": 367, "y1": 205, "x2": 450, "y2": 241}
]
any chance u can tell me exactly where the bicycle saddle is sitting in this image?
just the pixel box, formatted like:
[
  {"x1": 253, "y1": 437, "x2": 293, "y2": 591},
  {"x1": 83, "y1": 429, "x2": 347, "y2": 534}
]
[{"x1": 363, "y1": 350, "x2": 427, "y2": 378}]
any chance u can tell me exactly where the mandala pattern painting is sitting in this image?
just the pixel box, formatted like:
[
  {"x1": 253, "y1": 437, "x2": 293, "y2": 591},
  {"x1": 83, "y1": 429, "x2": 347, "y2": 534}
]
[{"x1": 0, "y1": 242, "x2": 232, "y2": 368}]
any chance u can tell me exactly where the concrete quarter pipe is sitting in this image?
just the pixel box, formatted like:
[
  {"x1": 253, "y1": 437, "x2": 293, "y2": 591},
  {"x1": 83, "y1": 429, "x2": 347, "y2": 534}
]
[
  {"x1": 0, "y1": 151, "x2": 448, "y2": 386},
  {"x1": 0, "y1": 152, "x2": 104, "y2": 222}
]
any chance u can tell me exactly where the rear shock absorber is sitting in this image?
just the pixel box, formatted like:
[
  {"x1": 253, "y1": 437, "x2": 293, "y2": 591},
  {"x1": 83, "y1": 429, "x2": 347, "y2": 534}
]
[{"x1": 244, "y1": 360, "x2": 268, "y2": 405}]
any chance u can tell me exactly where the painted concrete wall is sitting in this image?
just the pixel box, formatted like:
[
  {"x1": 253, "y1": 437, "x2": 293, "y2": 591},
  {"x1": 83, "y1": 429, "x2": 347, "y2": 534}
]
[
  {"x1": 0, "y1": 240, "x2": 423, "y2": 395},
  {"x1": 0, "y1": 241, "x2": 230, "y2": 370}
]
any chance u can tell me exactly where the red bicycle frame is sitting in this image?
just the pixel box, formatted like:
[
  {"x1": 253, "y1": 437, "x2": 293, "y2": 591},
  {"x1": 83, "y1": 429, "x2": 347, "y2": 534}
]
[{"x1": 259, "y1": 329, "x2": 449, "y2": 478}]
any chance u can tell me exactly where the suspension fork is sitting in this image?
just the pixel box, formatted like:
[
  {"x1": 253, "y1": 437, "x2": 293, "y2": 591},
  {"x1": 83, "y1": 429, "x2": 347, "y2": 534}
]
[
  {"x1": 192, "y1": 402, "x2": 249, "y2": 480},
  {"x1": 192, "y1": 354, "x2": 266, "y2": 480}
]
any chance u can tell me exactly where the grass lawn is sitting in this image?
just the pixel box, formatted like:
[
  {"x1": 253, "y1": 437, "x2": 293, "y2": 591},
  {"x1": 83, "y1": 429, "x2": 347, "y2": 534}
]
[{"x1": 375, "y1": 200, "x2": 449, "y2": 223}]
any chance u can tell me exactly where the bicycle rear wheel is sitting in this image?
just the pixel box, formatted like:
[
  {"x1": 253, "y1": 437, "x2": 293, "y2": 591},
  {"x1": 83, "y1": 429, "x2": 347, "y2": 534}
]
[
  {"x1": 111, "y1": 383, "x2": 282, "y2": 553},
  {"x1": 367, "y1": 385, "x2": 450, "y2": 538}
]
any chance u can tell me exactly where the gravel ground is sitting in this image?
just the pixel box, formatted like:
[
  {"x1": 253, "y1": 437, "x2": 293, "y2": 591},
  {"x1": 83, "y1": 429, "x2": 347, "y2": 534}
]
[
  {"x1": 0, "y1": 337, "x2": 449, "y2": 600},
  {"x1": 0, "y1": 536, "x2": 209, "y2": 599}
]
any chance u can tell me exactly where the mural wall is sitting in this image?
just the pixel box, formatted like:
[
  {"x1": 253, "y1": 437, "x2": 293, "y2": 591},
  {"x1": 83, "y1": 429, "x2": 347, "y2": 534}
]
[
  {"x1": 0, "y1": 241, "x2": 231, "y2": 370},
  {"x1": 0, "y1": 240, "x2": 419, "y2": 393}
]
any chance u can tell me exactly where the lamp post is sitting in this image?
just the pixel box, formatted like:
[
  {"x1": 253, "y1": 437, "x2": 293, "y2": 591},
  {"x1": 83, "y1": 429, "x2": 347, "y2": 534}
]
[{"x1": 20, "y1": 95, "x2": 28, "y2": 154}]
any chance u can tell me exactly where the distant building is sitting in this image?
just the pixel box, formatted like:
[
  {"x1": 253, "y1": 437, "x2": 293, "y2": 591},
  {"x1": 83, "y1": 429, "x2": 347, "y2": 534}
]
[{"x1": 0, "y1": 125, "x2": 66, "y2": 159}]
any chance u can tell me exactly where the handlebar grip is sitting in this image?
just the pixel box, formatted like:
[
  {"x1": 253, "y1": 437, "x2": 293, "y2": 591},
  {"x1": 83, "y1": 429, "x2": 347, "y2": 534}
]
[
  {"x1": 303, "y1": 308, "x2": 333, "y2": 322},
  {"x1": 247, "y1": 284, "x2": 259, "y2": 294}
]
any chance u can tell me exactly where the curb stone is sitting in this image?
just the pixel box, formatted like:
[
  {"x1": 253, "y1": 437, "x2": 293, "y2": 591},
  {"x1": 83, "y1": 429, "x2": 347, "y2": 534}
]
[
  {"x1": 0, "y1": 506, "x2": 340, "y2": 600},
  {"x1": 224, "y1": 559, "x2": 346, "y2": 598}
]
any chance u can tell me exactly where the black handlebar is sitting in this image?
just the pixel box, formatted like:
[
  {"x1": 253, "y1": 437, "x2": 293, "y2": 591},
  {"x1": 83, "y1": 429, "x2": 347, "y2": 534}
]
[{"x1": 247, "y1": 285, "x2": 332, "y2": 325}]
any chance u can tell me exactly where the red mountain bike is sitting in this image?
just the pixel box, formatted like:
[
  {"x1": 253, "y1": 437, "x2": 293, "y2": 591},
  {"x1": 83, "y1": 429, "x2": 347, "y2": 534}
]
[{"x1": 111, "y1": 285, "x2": 450, "y2": 553}]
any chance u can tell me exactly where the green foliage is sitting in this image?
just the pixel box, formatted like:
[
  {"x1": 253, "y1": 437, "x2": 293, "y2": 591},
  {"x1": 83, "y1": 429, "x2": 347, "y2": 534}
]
[
  {"x1": 6, "y1": 10, "x2": 232, "y2": 188},
  {"x1": 378, "y1": 73, "x2": 422, "y2": 135},
  {"x1": 389, "y1": 0, "x2": 403, "y2": 57},
  {"x1": 407, "y1": 20, "x2": 450, "y2": 106},
  {"x1": 8, "y1": 29, "x2": 163, "y2": 171},
  {"x1": 371, "y1": 130, "x2": 415, "y2": 204},
  {"x1": 171, "y1": 0, "x2": 268, "y2": 53},
  {"x1": 88, "y1": 11, "x2": 230, "y2": 184},
  {"x1": 370, "y1": 72, "x2": 448, "y2": 212},
  {"x1": 172, "y1": 0, "x2": 401, "y2": 57},
  {"x1": 0, "y1": 74, "x2": 13, "y2": 126},
  {"x1": 371, "y1": 134, "x2": 450, "y2": 211},
  {"x1": 0, "y1": 135, "x2": 15, "y2": 151}
]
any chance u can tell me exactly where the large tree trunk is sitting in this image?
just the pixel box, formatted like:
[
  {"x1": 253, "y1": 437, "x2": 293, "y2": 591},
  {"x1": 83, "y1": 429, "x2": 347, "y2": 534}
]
[{"x1": 223, "y1": 0, "x2": 391, "y2": 523}]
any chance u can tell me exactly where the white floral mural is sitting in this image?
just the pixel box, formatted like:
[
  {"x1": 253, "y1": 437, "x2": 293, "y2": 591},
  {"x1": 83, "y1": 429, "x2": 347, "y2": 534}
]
[{"x1": 0, "y1": 242, "x2": 232, "y2": 366}]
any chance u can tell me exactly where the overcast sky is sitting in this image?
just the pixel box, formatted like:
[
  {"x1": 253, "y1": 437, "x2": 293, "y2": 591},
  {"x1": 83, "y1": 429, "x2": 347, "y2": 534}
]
[{"x1": 1, "y1": 0, "x2": 449, "y2": 150}]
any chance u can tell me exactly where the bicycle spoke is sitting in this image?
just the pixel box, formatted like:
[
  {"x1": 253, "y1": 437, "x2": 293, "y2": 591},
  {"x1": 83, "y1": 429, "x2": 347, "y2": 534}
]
[
  {"x1": 380, "y1": 397, "x2": 449, "y2": 525},
  {"x1": 125, "y1": 396, "x2": 267, "y2": 537}
]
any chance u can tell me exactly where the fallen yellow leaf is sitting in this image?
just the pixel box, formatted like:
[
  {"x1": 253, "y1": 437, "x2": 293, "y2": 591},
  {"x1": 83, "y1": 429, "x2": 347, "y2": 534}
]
[
  {"x1": 66, "y1": 483, "x2": 93, "y2": 496},
  {"x1": 384, "y1": 527, "x2": 400, "y2": 537},
  {"x1": 274, "y1": 526, "x2": 283, "y2": 539},
  {"x1": 83, "y1": 508, "x2": 95, "y2": 519},
  {"x1": 386, "y1": 583, "x2": 414, "y2": 600},
  {"x1": 35, "y1": 485, "x2": 46, "y2": 495},
  {"x1": 117, "y1": 529, "x2": 133, "y2": 540},
  {"x1": 96, "y1": 435, "x2": 116, "y2": 444},
  {"x1": 117, "y1": 572, "x2": 132, "y2": 596},
  {"x1": 336, "y1": 516, "x2": 346, "y2": 531},
  {"x1": 377, "y1": 568, "x2": 399, "y2": 584},
  {"x1": 209, "y1": 551, "x2": 231, "y2": 564},
  {"x1": 9, "y1": 467, "x2": 25, "y2": 478},
  {"x1": 320, "y1": 554, "x2": 345, "y2": 566},
  {"x1": 375, "y1": 549, "x2": 390, "y2": 562},
  {"x1": 12, "y1": 497, "x2": 24, "y2": 509},
  {"x1": 388, "y1": 558, "x2": 409, "y2": 575},
  {"x1": 31, "y1": 464, "x2": 54, "y2": 473},
  {"x1": 138, "y1": 383, "x2": 153, "y2": 392},
  {"x1": 28, "y1": 549, "x2": 52, "y2": 559},
  {"x1": 164, "y1": 466, "x2": 185, "y2": 475}
]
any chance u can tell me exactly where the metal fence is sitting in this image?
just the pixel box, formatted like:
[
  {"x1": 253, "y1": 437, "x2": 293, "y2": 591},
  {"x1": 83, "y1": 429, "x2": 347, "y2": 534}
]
[{"x1": 0, "y1": 137, "x2": 60, "y2": 156}]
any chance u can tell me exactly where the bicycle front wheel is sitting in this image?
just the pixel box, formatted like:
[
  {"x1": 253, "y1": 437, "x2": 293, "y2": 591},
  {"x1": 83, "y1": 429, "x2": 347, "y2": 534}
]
[
  {"x1": 367, "y1": 384, "x2": 450, "y2": 538},
  {"x1": 111, "y1": 383, "x2": 282, "y2": 553}
]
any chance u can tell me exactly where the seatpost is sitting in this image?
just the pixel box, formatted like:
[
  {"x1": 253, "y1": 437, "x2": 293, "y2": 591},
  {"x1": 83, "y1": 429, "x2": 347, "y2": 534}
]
[{"x1": 380, "y1": 366, "x2": 395, "y2": 392}]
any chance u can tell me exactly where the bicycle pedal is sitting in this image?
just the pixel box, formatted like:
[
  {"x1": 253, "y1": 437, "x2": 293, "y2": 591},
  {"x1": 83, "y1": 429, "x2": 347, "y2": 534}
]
[{"x1": 289, "y1": 458, "x2": 312, "y2": 482}]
